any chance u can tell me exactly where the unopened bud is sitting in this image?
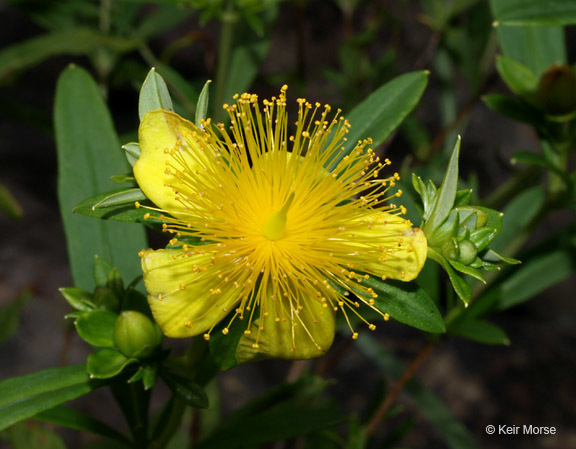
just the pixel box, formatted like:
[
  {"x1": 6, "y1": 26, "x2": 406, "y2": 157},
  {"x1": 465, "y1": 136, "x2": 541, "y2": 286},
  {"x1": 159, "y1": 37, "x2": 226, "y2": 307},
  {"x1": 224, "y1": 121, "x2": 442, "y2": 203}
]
[
  {"x1": 458, "y1": 240, "x2": 478, "y2": 265},
  {"x1": 114, "y1": 311, "x2": 163, "y2": 358},
  {"x1": 537, "y1": 65, "x2": 576, "y2": 116}
]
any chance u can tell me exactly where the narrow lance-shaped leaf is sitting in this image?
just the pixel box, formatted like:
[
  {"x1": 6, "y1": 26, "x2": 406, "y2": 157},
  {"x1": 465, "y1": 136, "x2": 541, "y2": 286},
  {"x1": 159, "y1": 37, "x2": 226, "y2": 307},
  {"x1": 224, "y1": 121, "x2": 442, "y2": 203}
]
[
  {"x1": 122, "y1": 142, "x2": 141, "y2": 167},
  {"x1": 196, "y1": 80, "x2": 212, "y2": 126},
  {"x1": 327, "y1": 71, "x2": 429, "y2": 169},
  {"x1": 496, "y1": 55, "x2": 538, "y2": 97},
  {"x1": 139, "y1": 67, "x2": 174, "y2": 121},
  {"x1": 361, "y1": 277, "x2": 446, "y2": 334},
  {"x1": 0, "y1": 365, "x2": 101, "y2": 431},
  {"x1": 36, "y1": 405, "x2": 132, "y2": 447},
  {"x1": 492, "y1": 0, "x2": 576, "y2": 26},
  {"x1": 490, "y1": 0, "x2": 567, "y2": 76},
  {"x1": 424, "y1": 137, "x2": 461, "y2": 232},
  {"x1": 55, "y1": 65, "x2": 147, "y2": 291},
  {"x1": 91, "y1": 188, "x2": 147, "y2": 210}
]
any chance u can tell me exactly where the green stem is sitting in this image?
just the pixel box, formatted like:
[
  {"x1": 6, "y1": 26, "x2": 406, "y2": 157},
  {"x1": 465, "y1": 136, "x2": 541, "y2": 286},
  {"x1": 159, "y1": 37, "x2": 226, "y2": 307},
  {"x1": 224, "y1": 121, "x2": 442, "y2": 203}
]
[
  {"x1": 111, "y1": 380, "x2": 150, "y2": 448},
  {"x1": 130, "y1": 382, "x2": 150, "y2": 449},
  {"x1": 213, "y1": 2, "x2": 237, "y2": 122},
  {"x1": 149, "y1": 397, "x2": 186, "y2": 449}
]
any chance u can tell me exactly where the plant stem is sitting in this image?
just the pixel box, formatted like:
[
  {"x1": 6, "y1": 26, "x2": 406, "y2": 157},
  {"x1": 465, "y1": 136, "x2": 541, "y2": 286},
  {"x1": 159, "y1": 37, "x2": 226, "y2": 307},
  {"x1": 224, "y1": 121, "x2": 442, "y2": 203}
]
[
  {"x1": 213, "y1": 2, "x2": 237, "y2": 122},
  {"x1": 365, "y1": 342, "x2": 436, "y2": 437},
  {"x1": 111, "y1": 380, "x2": 150, "y2": 448},
  {"x1": 150, "y1": 397, "x2": 186, "y2": 449}
]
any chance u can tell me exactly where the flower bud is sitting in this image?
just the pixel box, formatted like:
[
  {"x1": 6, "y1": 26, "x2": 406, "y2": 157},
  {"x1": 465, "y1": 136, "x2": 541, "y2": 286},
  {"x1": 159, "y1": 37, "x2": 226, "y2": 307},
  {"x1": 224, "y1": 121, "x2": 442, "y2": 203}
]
[
  {"x1": 537, "y1": 65, "x2": 576, "y2": 116},
  {"x1": 457, "y1": 240, "x2": 478, "y2": 265},
  {"x1": 114, "y1": 311, "x2": 163, "y2": 358}
]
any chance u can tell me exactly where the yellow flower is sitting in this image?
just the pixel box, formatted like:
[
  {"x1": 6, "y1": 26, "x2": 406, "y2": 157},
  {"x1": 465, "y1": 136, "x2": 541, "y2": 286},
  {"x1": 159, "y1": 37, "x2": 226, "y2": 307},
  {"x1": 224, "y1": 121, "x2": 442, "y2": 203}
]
[{"x1": 134, "y1": 86, "x2": 427, "y2": 362}]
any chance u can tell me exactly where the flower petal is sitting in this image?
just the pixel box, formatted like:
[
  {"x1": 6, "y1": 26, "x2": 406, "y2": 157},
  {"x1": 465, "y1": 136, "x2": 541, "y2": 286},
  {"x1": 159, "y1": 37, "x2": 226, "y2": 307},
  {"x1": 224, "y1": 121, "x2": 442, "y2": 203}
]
[
  {"x1": 134, "y1": 110, "x2": 204, "y2": 214},
  {"x1": 140, "y1": 249, "x2": 239, "y2": 338},
  {"x1": 376, "y1": 227, "x2": 427, "y2": 281},
  {"x1": 356, "y1": 212, "x2": 428, "y2": 282},
  {"x1": 235, "y1": 295, "x2": 336, "y2": 363}
]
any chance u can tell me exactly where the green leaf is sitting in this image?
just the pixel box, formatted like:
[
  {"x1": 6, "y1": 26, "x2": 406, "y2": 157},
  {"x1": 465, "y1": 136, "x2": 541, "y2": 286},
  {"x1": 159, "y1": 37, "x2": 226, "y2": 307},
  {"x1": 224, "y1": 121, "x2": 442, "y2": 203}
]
[
  {"x1": 448, "y1": 260, "x2": 486, "y2": 283},
  {"x1": 469, "y1": 228, "x2": 499, "y2": 252},
  {"x1": 59, "y1": 287, "x2": 95, "y2": 312},
  {"x1": 93, "y1": 254, "x2": 115, "y2": 287},
  {"x1": 491, "y1": 186, "x2": 545, "y2": 253},
  {"x1": 0, "y1": 28, "x2": 140, "y2": 82},
  {"x1": 87, "y1": 349, "x2": 136, "y2": 379},
  {"x1": 91, "y1": 188, "x2": 147, "y2": 210},
  {"x1": 357, "y1": 336, "x2": 482, "y2": 449},
  {"x1": 329, "y1": 71, "x2": 429, "y2": 169},
  {"x1": 482, "y1": 93, "x2": 545, "y2": 126},
  {"x1": 36, "y1": 405, "x2": 132, "y2": 446},
  {"x1": 490, "y1": 0, "x2": 566, "y2": 77},
  {"x1": 111, "y1": 173, "x2": 136, "y2": 183},
  {"x1": 0, "y1": 183, "x2": 22, "y2": 219},
  {"x1": 483, "y1": 249, "x2": 521, "y2": 265},
  {"x1": 428, "y1": 248, "x2": 472, "y2": 303},
  {"x1": 55, "y1": 65, "x2": 147, "y2": 291},
  {"x1": 195, "y1": 400, "x2": 345, "y2": 449},
  {"x1": 0, "y1": 365, "x2": 100, "y2": 431},
  {"x1": 494, "y1": 249, "x2": 574, "y2": 309},
  {"x1": 195, "y1": 79, "x2": 212, "y2": 126},
  {"x1": 424, "y1": 137, "x2": 461, "y2": 232},
  {"x1": 448, "y1": 319, "x2": 510, "y2": 345},
  {"x1": 209, "y1": 309, "x2": 248, "y2": 370},
  {"x1": 511, "y1": 151, "x2": 568, "y2": 178},
  {"x1": 142, "y1": 365, "x2": 159, "y2": 390},
  {"x1": 0, "y1": 289, "x2": 32, "y2": 344},
  {"x1": 496, "y1": 55, "x2": 538, "y2": 97},
  {"x1": 139, "y1": 68, "x2": 174, "y2": 121},
  {"x1": 0, "y1": 421, "x2": 67, "y2": 449},
  {"x1": 122, "y1": 142, "x2": 141, "y2": 167},
  {"x1": 161, "y1": 371, "x2": 209, "y2": 409},
  {"x1": 74, "y1": 188, "x2": 166, "y2": 225},
  {"x1": 454, "y1": 189, "x2": 472, "y2": 207},
  {"x1": 492, "y1": 0, "x2": 576, "y2": 26},
  {"x1": 75, "y1": 310, "x2": 118, "y2": 347},
  {"x1": 361, "y1": 277, "x2": 446, "y2": 333}
]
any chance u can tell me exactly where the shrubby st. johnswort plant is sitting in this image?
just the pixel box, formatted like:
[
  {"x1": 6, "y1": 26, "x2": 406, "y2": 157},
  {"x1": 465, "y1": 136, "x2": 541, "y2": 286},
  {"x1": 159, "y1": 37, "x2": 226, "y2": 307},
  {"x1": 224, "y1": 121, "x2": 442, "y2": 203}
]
[{"x1": 2, "y1": 1, "x2": 575, "y2": 448}]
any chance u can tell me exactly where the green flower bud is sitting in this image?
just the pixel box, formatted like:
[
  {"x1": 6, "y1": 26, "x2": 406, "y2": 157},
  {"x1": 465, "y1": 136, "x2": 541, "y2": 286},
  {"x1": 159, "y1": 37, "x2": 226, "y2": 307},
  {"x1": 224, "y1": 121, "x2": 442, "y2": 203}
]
[
  {"x1": 537, "y1": 65, "x2": 576, "y2": 116},
  {"x1": 114, "y1": 311, "x2": 163, "y2": 358},
  {"x1": 457, "y1": 239, "x2": 478, "y2": 265}
]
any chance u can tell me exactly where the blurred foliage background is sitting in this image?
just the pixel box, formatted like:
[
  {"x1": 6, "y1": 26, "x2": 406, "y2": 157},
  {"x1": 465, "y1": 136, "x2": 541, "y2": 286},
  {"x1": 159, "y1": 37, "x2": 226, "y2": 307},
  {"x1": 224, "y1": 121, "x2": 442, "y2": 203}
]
[{"x1": 1, "y1": 0, "x2": 575, "y2": 448}]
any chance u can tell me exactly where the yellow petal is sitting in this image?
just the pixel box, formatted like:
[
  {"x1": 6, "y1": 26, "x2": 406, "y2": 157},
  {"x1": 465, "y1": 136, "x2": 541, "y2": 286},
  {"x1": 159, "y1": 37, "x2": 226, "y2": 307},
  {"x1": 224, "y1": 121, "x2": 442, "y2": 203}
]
[
  {"x1": 376, "y1": 227, "x2": 427, "y2": 281},
  {"x1": 235, "y1": 294, "x2": 336, "y2": 363},
  {"x1": 134, "y1": 110, "x2": 204, "y2": 214},
  {"x1": 356, "y1": 212, "x2": 428, "y2": 282},
  {"x1": 140, "y1": 249, "x2": 239, "y2": 338}
]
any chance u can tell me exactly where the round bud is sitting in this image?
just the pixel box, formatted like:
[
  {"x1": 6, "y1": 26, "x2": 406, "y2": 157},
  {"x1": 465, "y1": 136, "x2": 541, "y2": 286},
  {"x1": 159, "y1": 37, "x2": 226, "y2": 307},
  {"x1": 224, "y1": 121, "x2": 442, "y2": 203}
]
[
  {"x1": 458, "y1": 240, "x2": 478, "y2": 265},
  {"x1": 537, "y1": 65, "x2": 576, "y2": 116},
  {"x1": 114, "y1": 311, "x2": 163, "y2": 358}
]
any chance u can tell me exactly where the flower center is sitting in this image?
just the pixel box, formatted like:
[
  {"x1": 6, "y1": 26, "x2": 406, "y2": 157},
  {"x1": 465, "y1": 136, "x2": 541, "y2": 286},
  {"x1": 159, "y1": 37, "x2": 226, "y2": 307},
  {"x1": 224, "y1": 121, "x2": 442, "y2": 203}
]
[{"x1": 261, "y1": 192, "x2": 295, "y2": 241}]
